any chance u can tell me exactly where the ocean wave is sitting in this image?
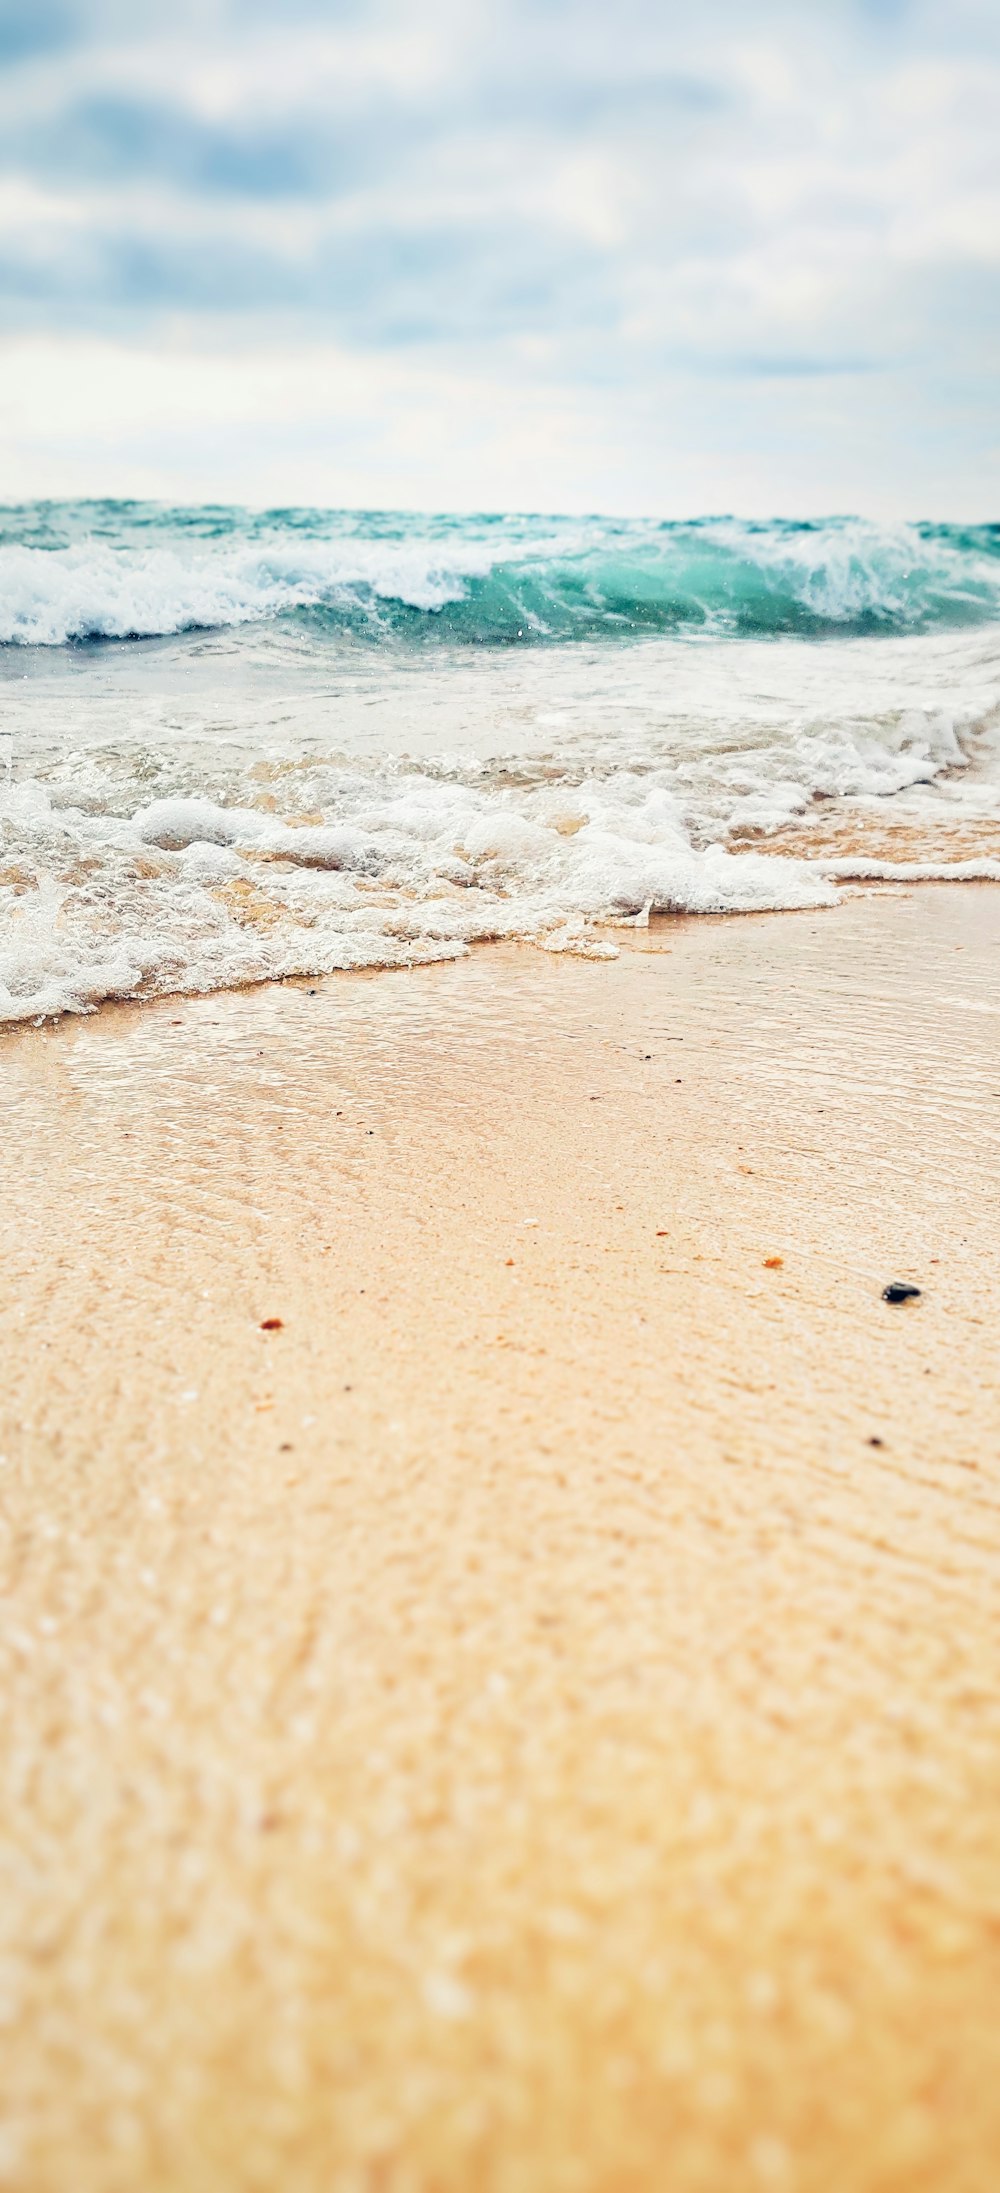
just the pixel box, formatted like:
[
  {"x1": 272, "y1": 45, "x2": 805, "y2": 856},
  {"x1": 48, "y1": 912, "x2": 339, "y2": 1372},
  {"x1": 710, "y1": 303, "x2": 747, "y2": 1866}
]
[
  {"x1": 0, "y1": 768, "x2": 840, "y2": 1023},
  {"x1": 3, "y1": 538, "x2": 998, "y2": 1022},
  {"x1": 1, "y1": 507, "x2": 999, "y2": 647},
  {"x1": 3, "y1": 671, "x2": 997, "y2": 1024}
]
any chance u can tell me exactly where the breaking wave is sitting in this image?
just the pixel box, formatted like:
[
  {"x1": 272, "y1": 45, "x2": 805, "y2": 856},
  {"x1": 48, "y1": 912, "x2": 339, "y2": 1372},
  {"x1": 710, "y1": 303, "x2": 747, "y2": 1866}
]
[{"x1": 1, "y1": 504, "x2": 999, "y2": 648}]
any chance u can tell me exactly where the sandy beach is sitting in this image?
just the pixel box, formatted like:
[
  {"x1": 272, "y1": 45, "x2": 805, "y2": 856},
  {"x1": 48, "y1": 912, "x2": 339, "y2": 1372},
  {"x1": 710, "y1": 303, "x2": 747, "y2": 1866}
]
[{"x1": 3, "y1": 884, "x2": 1000, "y2": 2192}]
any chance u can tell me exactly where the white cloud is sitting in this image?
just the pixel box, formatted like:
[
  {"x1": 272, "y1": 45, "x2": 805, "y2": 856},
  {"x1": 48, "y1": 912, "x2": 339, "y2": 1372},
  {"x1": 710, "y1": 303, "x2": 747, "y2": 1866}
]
[{"x1": 0, "y1": 0, "x2": 996, "y2": 508}]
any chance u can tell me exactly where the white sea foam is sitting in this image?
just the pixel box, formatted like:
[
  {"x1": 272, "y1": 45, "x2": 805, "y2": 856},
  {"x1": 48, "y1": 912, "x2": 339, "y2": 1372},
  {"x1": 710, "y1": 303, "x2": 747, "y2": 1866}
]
[
  {"x1": 0, "y1": 773, "x2": 839, "y2": 1023},
  {"x1": 2, "y1": 615, "x2": 998, "y2": 1024},
  {"x1": 820, "y1": 856, "x2": 1000, "y2": 881},
  {"x1": 0, "y1": 536, "x2": 506, "y2": 647}
]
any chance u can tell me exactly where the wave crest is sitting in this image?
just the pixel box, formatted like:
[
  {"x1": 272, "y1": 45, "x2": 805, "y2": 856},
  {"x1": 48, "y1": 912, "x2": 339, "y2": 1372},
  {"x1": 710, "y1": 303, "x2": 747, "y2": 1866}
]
[{"x1": 1, "y1": 509, "x2": 998, "y2": 647}]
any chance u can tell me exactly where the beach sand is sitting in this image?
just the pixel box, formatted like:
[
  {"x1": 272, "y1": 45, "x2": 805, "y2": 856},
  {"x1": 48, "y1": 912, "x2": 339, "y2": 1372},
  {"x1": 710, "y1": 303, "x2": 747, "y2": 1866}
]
[{"x1": 3, "y1": 885, "x2": 1000, "y2": 2193}]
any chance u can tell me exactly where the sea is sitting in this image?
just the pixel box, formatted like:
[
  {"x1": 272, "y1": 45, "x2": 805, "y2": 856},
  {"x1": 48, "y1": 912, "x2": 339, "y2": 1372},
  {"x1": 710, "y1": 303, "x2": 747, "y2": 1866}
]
[{"x1": 1, "y1": 502, "x2": 998, "y2": 1025}]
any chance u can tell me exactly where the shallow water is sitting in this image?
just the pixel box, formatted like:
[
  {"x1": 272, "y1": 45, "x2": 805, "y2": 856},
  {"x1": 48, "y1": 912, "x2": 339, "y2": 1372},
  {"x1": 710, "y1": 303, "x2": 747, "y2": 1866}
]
[{"x1": 2, "y1": 503, "x2": 999, "y2": 1023}]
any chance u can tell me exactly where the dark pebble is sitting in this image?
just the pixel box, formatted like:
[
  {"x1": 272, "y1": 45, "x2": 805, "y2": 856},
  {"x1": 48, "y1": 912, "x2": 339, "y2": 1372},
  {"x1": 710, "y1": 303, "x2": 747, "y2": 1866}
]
[{"x1": 882, "y1": 1282, "x2": 921, "y2": 1305}]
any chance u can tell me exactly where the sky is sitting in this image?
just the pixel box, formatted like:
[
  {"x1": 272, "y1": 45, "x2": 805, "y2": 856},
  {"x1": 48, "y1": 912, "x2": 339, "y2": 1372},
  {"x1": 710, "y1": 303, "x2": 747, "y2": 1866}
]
[{"x1": 0, "y1": 0, "x2": 997, "y2": 514}]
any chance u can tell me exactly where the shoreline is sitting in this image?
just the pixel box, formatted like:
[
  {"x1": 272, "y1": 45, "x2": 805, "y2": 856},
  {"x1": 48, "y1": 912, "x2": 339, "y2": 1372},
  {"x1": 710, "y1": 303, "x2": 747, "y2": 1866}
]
[
  {"x1": 4, "y1": 885, "x2": 1000, "y2": 2191},
  {"x1": 5, "y1": 872, "x2": 1000, "y2": 1038}
]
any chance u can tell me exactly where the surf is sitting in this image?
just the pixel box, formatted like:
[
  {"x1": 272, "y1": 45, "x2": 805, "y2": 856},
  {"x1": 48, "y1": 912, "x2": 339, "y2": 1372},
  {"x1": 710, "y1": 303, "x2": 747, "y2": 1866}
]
[{"x1": 1, "y1": 506, "x2": 999, "y2": 649}]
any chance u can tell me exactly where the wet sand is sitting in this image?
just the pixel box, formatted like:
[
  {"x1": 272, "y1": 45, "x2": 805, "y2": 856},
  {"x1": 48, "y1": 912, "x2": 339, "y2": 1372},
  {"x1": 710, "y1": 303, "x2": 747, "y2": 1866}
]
[{"x1": 3, "y1": 886, "x2": 1000, "y2": 2193}]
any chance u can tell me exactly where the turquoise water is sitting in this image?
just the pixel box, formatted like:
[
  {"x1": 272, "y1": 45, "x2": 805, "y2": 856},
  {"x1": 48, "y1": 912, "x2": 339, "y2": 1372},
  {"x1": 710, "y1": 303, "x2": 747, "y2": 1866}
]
[{"x1": 1, "y1": 505, "x2": 999, "y2": 649}]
